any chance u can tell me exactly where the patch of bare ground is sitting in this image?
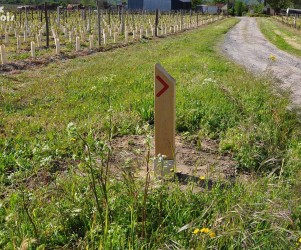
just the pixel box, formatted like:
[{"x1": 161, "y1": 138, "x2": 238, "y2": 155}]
[
  {"x1": 110, "y1": 135, "x2": 240, "y2": 190},
  {"x1": 1, "y1": 135, "x2": 245, "y2": 197},
  {"x1": 0, "y1": 43, "x2": 135, "y2": 74}
]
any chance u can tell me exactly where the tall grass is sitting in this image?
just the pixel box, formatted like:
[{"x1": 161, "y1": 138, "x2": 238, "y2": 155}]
[{"x1": 258, "y1": 17, "x2": 301, "y2": 58}]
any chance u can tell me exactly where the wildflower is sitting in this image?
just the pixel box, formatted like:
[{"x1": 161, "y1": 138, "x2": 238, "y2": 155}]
[
  {"x1": 299, "y1": 237, "x2": 301, "y2": 243},
  {"x1": 193, "y1": 228, "x2": 200, "y2": 234},
  {"x1": 209, "y1": 231, "x2": 216, "y2": 238},
  {"x1": 202, "y1": 78, "x2": 217, "y2": 85},
  {"x1": 199, "y1": 176, "x2": 205, "y2": 180},
  {"x1": 200, "y1": 228, "x2": 210, "y2": 234},
  {"x1": 269, "y1": 54, "x2": 276, "y2": 61},
  {"x1": 70, "y1": 138, "x2": 76, "y2": 142}
]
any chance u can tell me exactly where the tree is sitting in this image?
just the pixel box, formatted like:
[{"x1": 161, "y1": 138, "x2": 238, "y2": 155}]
[
  {"x1": 266, "y1": 0, "x2": 294, "y2": 11},
  {"x1": 81, "y1": 0, "x2": 95, "y2": 6},
  {"x1": 213, "y1": 0, "x2": 226, "y2": 3},
  {"x1": 254, "y1": 3, "x2": 264, "y2": 13},
  {"x1": 235, "y1": 0, "x2": 246, "y2": 16},
  {"x1": 191, "y1": 0, "x2": 202, "y2": 8}
]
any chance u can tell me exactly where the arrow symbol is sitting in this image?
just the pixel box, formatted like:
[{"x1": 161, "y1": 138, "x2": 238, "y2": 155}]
[{"x1": 156, "y1": 75, "x2": 169, "y2": 97}]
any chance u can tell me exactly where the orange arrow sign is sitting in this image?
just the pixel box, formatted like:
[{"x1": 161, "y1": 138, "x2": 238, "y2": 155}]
[{"x1": 156, "y1": 75, "x2": 169, "y2": 97}]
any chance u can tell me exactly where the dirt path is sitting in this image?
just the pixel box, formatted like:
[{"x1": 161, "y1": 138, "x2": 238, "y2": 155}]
[{"x1": 221, "y1": 17, "x2": 301, "y2": 107}]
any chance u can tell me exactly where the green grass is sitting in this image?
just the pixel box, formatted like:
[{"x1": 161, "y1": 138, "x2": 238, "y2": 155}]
[
  {"x1": 258, "y1": 17, "x2": 301, "y2": 58},
  {"x1": 0, "y1": 18, "x2": 301, "y2": 249}
]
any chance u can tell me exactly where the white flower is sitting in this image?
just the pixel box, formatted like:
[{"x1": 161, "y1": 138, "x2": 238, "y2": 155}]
[{"x1": 202, "y1": 78, "x2": 217, "y2": 85}]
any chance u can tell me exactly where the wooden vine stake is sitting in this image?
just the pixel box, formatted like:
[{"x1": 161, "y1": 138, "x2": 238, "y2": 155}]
[
  {"x1": 45, "y1": 2, "x2": 49, "y2": 48},
  {"x1": 75, "y1": 36, "x2": 80, "y2": 51},
  {"x1": 89, "y1": 35, "x2": 94, "y2": 50},
  {"x1": 96, "y1": 0, "x2": 102, "y2": 47},
  {"x1": 17, "y1": 36, "x2": 21, "y2": 51},
  {"x1": 31, "y1": 41, "x2": 35, "y2": 58},
  {"x1": 0, "y1": 45, "x2": 8, "y2": 65},
  {"x1": 55, "y1": 38, "x2": 60, "y2": 55},
  {"x1": 154, "y1": 63, "x2": 176, "y2": 177}
]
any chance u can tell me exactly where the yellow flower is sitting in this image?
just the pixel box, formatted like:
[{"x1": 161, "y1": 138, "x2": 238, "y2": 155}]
[
  {"x1": 269, "y1": 54, "x2": 276, "y2": 61},
  {"x1": 193, "y1": 228, "x2": 200, "y2": 234},
  {"x1": 299, "y1": 237, "x2": 301, "y2": 243},
  {"x1": 70, "y1": 138, "x2": 76, "y2": 142},
  {"x1": 199, "y1": 176, "x2": 205, "y2": 180},
  {"x1": 200, "y1": 227, "x2": 210, "y2": 233},
  {"x1": 209, "y1": 231, "x2": 216, "y2": 238}
]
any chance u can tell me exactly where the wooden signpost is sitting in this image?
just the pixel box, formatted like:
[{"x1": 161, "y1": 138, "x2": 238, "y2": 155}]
[{"x1": 154, "y1": 63, "x2": 176, "y2": 177}]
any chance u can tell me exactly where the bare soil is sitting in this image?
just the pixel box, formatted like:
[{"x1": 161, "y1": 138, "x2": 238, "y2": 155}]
[
  {"x1": 221, "y1": 17, "x2": 301, "y2": 108},
  {"x1": 110, "y1": 135, "x2": 238, "y2": 188}
]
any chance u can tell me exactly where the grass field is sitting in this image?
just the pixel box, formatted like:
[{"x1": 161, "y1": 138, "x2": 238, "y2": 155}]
[
  {"x1": 1, "y1": 18, "x2": 301, "y2": 249},
  {"x1": 258, "y1": 17, "x2": 301, "y2": 58}
]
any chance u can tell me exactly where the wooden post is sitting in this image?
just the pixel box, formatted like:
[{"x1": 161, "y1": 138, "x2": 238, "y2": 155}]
[
  {"x1": 17, "y1": 35, "x2": 21, "y2": 50},
  {"x1": 113, "y1": 32, "x2": 117, "y2": 43},
  {"x1": 97, "y1": 0, "x2": 102, "y2": 47},
  {"x1": 23, "y1": 29, "x2": 27, "y2": 42},
  {"x1": 140, "y1": 28, "x2": 143, "y2": 39},
  {"x1": 121, "y1": 6, "x2": 125, "y2": 35},
  {"x1": 31, "y1": 41, "x2": 35, "y2": 58},
  {"x1": 25, "y1": 7, "x2": 28, "y2": 29},
  {"x1": 125, "y1": 29, "x2": 128, "y2": 42},
  {"x1": 19, "y1": 9, "x2": 22, "y2": 27},
  {"x1": 293, "y1": 16, "x2": 296, "y2": 28},
  {"x1": 108, "y1": 8, "x2": 111, "y2": 26},
  {"x1": 37, "y1": 34, "x2": 41, "y2": 47},
  {"x1": 76, "y1": 36, "x2": 80, "y2": 51},
  {"x1": 45, "y1": 3, "x2": 49, "y2": 48},
  {"x1": 88, "y1": 7, "x2": 91, "y2": 32},
  {"x1": 154, "y1": 63, "x2": 176, "y2": 176},
  {"x1": 40, "y1": 9, "x2": 43, "y2": 22},
  {"x1": 55, "y1": 38, "x2": 60, "y2": 55},
  {"x1": 89, "y1": 35, "x2": 94, "y2": 50},
  {"x1": 0, "y1": 45, "x2": 8, "y2": 65},
  {"x1": 57, "y1": 6, "x2": 60, "y2": 27},
  {"x1": 103, "y1": 33, "x2": 106, "y2": 45},
  {"x1": 69, "y1": 31, "x2": 73, "y2": 43},
  {"x1": 155, "y1": 8, "x2": 159, "y2": 37}
]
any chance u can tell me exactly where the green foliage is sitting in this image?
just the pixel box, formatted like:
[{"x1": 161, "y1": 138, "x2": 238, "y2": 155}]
[
  {"x1": 258, "y1": 17, "x2": 301, "y2": 58},
  {"x1": 254, "y1": 3, "x2": 264, "y2": 13},
  {"x1": 234, "y1": 1, "x2": 246, "y2": 16},
  {"x1": 191, "y1": 0, "x2": 202, "y2": 8},
  {"x1": 266, "y1": 0, "x2": 294, "y2": 11}
]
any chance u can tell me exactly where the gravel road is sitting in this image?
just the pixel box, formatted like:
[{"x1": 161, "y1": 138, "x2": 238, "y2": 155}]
[{"x1": 221, "y1": 17, "x2": 301, "y2": 107}]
